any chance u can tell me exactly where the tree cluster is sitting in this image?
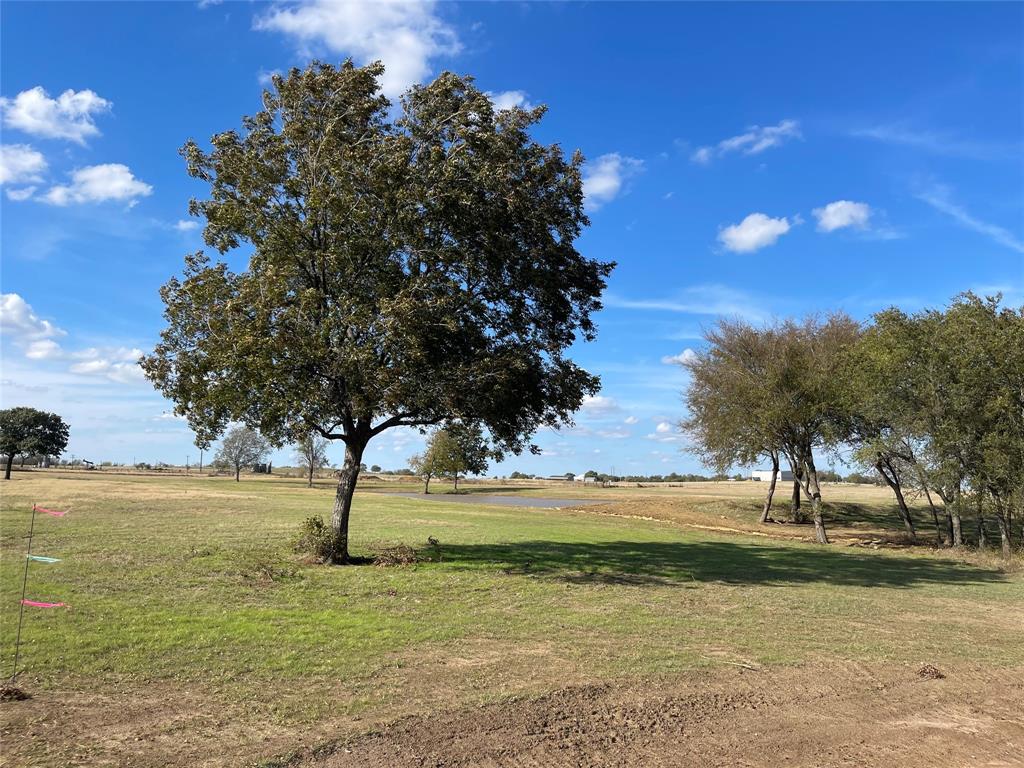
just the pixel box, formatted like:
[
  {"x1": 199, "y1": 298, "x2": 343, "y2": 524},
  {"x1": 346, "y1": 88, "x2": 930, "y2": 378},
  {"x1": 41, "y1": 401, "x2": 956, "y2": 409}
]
[
  {"x1": 409, "y1": 423, "x2": 490, "y2": 493},
  {"x1": 682, "y1": 313, "x2": 859, "y2": 543},
  {"x1": 681, "y1": 293, "x2": 1023, "y2": 553},
  {"x1": 842, "y1": 294, "x2": 1023, "y2": 554}
]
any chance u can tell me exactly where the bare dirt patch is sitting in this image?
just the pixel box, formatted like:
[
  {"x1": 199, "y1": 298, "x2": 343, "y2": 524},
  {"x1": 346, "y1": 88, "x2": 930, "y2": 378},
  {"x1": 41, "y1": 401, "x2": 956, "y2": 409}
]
[
  {"x1": 291, "y1": 663, "x2": 1024, "y2": 768},
  {"x1": 2, "y1": 664, "x2": 1022, "y2": 767}
]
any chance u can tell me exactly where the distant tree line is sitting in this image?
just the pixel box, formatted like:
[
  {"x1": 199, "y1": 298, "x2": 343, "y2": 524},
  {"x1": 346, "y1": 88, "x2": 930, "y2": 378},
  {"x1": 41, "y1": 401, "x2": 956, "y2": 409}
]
[{"x1": 682, "y1": 293, "x2": 1022, "y2": 554}]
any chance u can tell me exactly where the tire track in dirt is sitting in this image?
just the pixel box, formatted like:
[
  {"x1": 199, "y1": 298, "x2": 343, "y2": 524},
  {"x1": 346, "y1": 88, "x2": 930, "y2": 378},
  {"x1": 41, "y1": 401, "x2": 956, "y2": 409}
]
[{"x1": 295, "y1": 663, "x2": 1024, "y2": 768}]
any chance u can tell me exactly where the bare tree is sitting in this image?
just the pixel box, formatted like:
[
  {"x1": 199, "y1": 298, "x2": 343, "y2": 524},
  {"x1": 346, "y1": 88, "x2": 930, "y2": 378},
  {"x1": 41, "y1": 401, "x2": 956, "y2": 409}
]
[
  {"x1": 293, "y1": 433, "x2": 330, "y2": 488},
  {"x1": 215, "y1": 426, "x2": 271, "y2": 482}
]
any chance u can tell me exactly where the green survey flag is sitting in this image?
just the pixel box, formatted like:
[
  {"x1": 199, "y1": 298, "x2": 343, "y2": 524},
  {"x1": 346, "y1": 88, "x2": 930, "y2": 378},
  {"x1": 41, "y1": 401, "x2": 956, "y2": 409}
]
[{"x1": 27, "y1": 555, "x2": 61, "y2": 563}]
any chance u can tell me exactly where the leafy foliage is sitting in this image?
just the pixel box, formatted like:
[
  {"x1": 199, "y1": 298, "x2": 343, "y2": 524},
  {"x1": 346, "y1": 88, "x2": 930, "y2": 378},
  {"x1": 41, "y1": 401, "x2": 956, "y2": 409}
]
[
  {"x1": 142, "y1": 61, "x2": 611, "y2": 560},
  {"x1": 292, "y1": 515, "x2": 335, "y2": 563},
  {"x1": 0, "y1": 407, "x2": 70, "y2": 479}
]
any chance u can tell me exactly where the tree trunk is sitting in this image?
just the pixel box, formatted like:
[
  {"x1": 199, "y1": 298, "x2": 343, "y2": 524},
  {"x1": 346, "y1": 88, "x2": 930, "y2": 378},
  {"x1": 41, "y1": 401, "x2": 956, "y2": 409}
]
[
  {"x1": 950, "y1": 488, "x2": 964, "y2": 547},
  {"x1": 4, "y1": 454, "x2": 13, "y2": 480},
  {"x1": 20, "y1": 455, "x2": 26, "y2": 467},
  {"x1": 454, "y1": 473, "x2": 459, "y2": 492},
  {"x1": 802, "y1": 455, "x2": 829, "y2": 544},
  {"x1": 921, "y1": 485, "x2": 946, "y2": 546},
  {"x1": 760, "y1": 451, "x2": 779, "y2": 524},
  {"x1": 235, "y1": 463, "x2": 240, "y2": 482},
  {"x1": 976, "y1": 493, "x2": 987, "y2": 549},
  {"x1": 308, "y1": 459, "x2": 314, "y2": 488},
  {"x1": 993, "y1": 495, "x2": 1012, "y2": 557},
  {"x1": 330, "y1": 440, "x2": 365, "y2": 564},
  {"x1": 875, "y1": 458, "x2": 917, "y2": 543},
  {"x1": 423, "y1": 474, "x2": 430, "y2": 494},
  {"x1": 997, "y1": 515, "x2": 1012, "y2": 557}
]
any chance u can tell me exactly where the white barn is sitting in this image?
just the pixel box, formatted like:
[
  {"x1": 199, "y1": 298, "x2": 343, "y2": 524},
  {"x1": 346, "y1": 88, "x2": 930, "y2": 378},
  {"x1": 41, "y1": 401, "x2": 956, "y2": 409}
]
[{"x1": 750, "y1": 469, "x2": 795, "y2": 482}]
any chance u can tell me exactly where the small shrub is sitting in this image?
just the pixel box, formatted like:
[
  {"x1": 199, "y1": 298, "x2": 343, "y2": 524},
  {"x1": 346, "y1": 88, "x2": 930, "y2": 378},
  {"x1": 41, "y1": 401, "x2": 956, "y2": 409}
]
[{"x1": 293, "y1": 515, "x2": 334, "y2": 562}]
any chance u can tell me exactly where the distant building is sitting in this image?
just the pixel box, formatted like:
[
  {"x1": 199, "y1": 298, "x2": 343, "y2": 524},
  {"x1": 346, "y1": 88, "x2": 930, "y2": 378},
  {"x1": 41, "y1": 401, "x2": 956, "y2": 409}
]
[
  {"x1": 750, "y1": 469, "x2": 795, "y2": 482},
  {"x1": 573, "y1": 474, "x2": 597, "y2": 483}
]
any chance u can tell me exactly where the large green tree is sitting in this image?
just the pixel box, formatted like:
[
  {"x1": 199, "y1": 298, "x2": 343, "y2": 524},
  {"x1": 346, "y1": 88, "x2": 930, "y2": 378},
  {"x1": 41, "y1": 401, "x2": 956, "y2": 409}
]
[
  {"x1": 682, "y1": 315, "x2": 859, "y2": 543},
  {"x1": 0, "y1": 407, "x2": 70, "y2": 480},
  {"x1": 142, "y1": 62, "x2": 612, "y2": 562},
  {"x1": 680, "y1": 320, "x2": 788, "y2": 523}
]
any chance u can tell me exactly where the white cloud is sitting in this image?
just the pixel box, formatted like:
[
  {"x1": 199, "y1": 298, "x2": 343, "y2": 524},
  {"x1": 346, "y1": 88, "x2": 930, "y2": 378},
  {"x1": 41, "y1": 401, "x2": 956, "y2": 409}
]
[
  {"x1": 580, "y1": 394, "x2": 619, "y2": 415},
  {"x1": 718, "y1": 213, "x2": 792, "y2": 253},
  {"x1": 0, "y1": 293, "x2": 66, "y2": 341},
  {"x1": 1, "y1": 86, "x2": 111, "y2": 144},
  {"x1": 915, "y1": 182, "x2": 1024, "y2": 255},
  {"x1": 72, "y1": 346, "x2": 144, "y2": 362},
  {"x1": 850, "y1": 124, "x2": 1018, "y2": 161},
  {"x1": 661, "y1": 348, "x2": 697, "y2": 366},
  {"x1": 254, "y1": 0, "x2": 460, "y2": 98},
  {"x1": 691, "y1": 119, "x2": 801, "y2": 164},
  {"x1": 43, "y1": 164, "x2": 153, "y2": 206},
  {"x1": 813, "y1": 200, "x2": 871, "y2": 232},
  {"x1": 69, "y1": 352, "x2": 146, "y2": 385},
  {"x1": 25, "y1": 339, "x2": 64, "y2": 360},
  {"x1": 624, "y1": 416, "x2": 639, "y2": 425},
  {"x1": 174, "y1": 219, "x2": 199, "y2": 232},
  {"x1": 646, "y1": 430, "x2": 682, "y2": 444},
  {"x1": 604, "y1": 284, "x2": 769, "y2": 323},
  {"x1": 258, "y1": 68, "x2": 283, "y2": 87},
  {"x1": 0, "y1": 144, "x2": 47, "y2": 185},
  {"x1": 488, "y1": 90, "x2": 534, "y2": 111},
  {"x1": 582, "y1": 153, "x2": 643, "y2": 211},
  {"x1": 6, "y1": 186, "x2": 36, "y2": 201},
  {"x1": 690, "y1": 146, "x2": 713, "y2": 165}
]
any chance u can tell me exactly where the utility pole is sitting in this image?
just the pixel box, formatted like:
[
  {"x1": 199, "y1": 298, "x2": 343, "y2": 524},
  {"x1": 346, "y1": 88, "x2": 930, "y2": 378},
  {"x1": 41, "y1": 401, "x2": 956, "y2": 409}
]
[
  {"x1": 199, "y1": 449, "x2": 203, "y2": 473},
  {"x1": 186, "y1": 455, "x2": 190, "y2": 475}
]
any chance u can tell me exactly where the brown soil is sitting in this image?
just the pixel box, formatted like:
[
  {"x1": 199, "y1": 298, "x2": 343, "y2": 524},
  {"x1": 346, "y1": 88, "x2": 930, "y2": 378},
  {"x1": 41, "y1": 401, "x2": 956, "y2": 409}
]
[
  {"x1": 297, "y1": 663, "x2": 1024, "y2": 768},
  {"x1": 2, "y1": 663, "x2": 1022, "y2": 767}
]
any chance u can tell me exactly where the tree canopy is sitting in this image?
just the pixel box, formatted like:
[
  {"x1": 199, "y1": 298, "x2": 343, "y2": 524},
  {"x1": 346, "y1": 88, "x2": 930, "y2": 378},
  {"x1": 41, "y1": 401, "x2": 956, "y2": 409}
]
[
  {"x1": 682, "y1": 314, "x2": 860, "y2": 543},
  {"x1": 410, "y1": 423, "x2": 490, "y2": 493},
  {"x1": 215, "y1": 426, "x2": 272, "y2": 482},
  {"x1": 682, "y1": 293, "x2": 1022, "y2": 555},
  {"x1": 142, "y1": 61, "x2": 612, "y2": 561},
  {"x1": 0, "y1": 407, "x2": 70, "y2": 480}
]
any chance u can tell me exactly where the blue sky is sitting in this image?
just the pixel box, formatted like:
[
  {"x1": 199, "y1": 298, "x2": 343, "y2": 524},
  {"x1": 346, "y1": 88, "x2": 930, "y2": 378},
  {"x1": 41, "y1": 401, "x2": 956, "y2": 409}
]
[{"x1": 1, "y1": 1, "x2": 1022, "y2": 476}]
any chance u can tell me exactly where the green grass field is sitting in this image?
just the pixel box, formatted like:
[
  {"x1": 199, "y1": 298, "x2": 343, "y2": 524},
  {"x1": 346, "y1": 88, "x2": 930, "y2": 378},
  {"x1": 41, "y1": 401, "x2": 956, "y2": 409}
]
[{"x1": 1, "y1": 471, "x2": 1022, "y2": 764}]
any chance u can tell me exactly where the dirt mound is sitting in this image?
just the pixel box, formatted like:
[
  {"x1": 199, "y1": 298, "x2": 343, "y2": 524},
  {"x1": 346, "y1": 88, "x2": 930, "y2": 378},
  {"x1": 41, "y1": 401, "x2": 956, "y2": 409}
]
[
  {"x1": 293, "y1": 664, "x2": 1024, "y2": 768},
  {"x1": 917, "y1": 663, "x2": 945, "y2": 679},
  {"x1": 0, "y1": 684, "x2": 30, "y2": 702}
]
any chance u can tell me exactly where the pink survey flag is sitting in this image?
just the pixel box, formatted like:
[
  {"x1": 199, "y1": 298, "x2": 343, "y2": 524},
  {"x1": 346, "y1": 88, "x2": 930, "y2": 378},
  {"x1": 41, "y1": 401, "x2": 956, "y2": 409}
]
[
  {"x1": 33, "y1": 505, "x2": 67, "y2": 517},
  {"x1": 21, "y1": 599, "x2": 67, "y2": 609}
]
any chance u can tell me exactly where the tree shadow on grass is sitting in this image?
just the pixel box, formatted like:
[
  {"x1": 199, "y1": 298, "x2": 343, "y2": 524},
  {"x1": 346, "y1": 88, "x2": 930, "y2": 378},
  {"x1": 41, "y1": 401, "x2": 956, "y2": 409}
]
[{"x1": 438, "y1": 539, "x2": 1006, "y2": 589}]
